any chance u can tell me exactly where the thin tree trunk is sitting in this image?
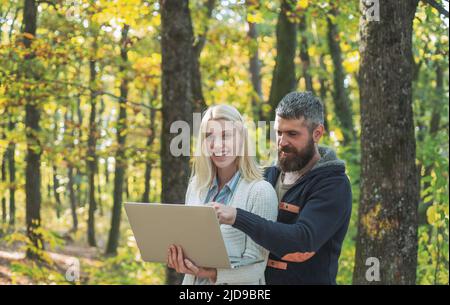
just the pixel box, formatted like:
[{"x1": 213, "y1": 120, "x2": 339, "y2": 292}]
[
  {"x1": 86, "y1": 40, "x2": 98, "y2": 247},
  {"x1": 7, "y1": 114, "x2": 16, "y2": 226},
  {"x1": 268, "y1": 0, "x2": 297, "y2": 120},
  {"x1": 96, "y1": 98, "x2": 105, "y2": 216},
  {"x1": 298, "y1": 14, "x2": 314, "y2": 93},
  {"x1": 52, "y1": 113, "x2": 62, "y2": 219},
  {"x1": 326, "y1": 7, "x2": 355, "y2": 144},
  {"x1": 319, "y1": 55, "x2": 330, "y2": 132},
  {"x1": 52, "y1": 165, "x2": 62, "y2": 219},
  {"x1": 142, "y1": 92, "x2": 157, "y2": 203},
  {"x1": 65, "y1": 107, "x2": 78, "y2": 233},
  {"x1": 106, "y1": 24, "x2": 130, "y2": 256},
  {"x1": 161, "y1": 0, "x2": 194, "y2": 285},
  {"x1": 75, "y1": 93, "x2": 83, "y2": 207},
  {"x1": 248, "y1": 20, "x2": 263, "y2": 122},
  {"x1": 1, "y1": 150, "x2": 6, "y2": 224},
  {"x1": 353, "y1": 0, "x2": 419, "y2": 285},
  {"x1": 191, "y1": 0, "x2": 215, "y2": 113}
]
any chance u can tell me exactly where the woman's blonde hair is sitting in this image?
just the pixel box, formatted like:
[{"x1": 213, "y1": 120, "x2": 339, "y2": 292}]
[{"x1": 191, "y1": 104, "x2": 262, "y2": 193}]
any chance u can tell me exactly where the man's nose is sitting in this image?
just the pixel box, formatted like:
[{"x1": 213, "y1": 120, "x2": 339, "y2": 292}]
[{"x1": 278, "y1": 134, "x2": 289, "y2": 147}]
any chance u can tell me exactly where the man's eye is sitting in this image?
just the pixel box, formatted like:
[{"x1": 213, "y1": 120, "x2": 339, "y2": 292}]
[
  {"x1": 277, "y1": 131, "x2": 282, "y2": 136},
  {"x1": 288, "y1": 132, "x2": 298, "y2": 136}
]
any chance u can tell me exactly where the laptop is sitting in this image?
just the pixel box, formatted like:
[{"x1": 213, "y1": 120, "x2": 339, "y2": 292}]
[{"x1": 125, "y1": 202, "x2": 263, "y2": 269}]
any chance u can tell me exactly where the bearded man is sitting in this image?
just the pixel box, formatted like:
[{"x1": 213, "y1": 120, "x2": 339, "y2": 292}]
[{"x1": 212, "y1": 91, "x2": 352, "y2": 285}]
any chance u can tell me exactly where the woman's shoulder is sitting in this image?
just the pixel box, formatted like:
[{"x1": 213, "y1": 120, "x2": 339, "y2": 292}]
[
  {"x1": 240, "y1": 178, "x2": 276, "y2": 197},
  {"x1": 251, "y1": 179, "x2": 275, "y2": 191}
]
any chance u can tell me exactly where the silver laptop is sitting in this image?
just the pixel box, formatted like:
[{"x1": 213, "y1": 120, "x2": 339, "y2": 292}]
[{"x1": 125, "y1": 202, "x2": 263, "y2": 269}]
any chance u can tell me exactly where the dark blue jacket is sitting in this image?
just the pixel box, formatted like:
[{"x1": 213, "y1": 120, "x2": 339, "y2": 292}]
[{"x1": 233, "y1": 147, "x2": 352, "y2": 284}]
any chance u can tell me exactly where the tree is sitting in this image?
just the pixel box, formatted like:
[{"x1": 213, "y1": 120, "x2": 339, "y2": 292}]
[
  {"x1": 326, "y1": 6, "x2": 355, "y2": 144},
  {"x1": 160, "y1": 0, "x2": 194, "y2": 285},
  {"x1": 353, "y1": 0, "x2": 420, "y2": 284},
  {"x1": 268, "y1": 0, "x2": 297, "y2": 120},
  {"x1": 142, "y1": 91, "x2": 158, "y2": 203},
  {"x1": 298, "y1": 13, "x2": 314, "y2": 93},
  {"x1": 22, "y1": 0, "x2": 43, "y2": 259},
  {"x1": 86, "y1": 35, "x2": 99, "y2": 247},
  {"x1": 106, "y1": 24, "x2": 130, "y2": 256},
  {"x1": 247, "y1": 1, "x2": 263, "y2": 122},
  {"x1": 191, "y1": 0, "x2": 216, "y2": 113}
]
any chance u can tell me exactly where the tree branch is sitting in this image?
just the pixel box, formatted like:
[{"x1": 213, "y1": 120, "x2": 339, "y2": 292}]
[{"x1": 422, "y1": 0, "x2": 449, "y2": 18}]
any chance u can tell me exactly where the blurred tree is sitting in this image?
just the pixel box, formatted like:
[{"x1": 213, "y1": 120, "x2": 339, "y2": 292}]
[
  {"x1": 268, "y1": 0, "x2": 297, "y2": 119},
  {"x1": 22, "y1": 0, "x2": 44, "y2": 259},
  {"x1": 326, "y1": 5, "x2": 355, "y2": 144},
  {"x1": 106, "y1": 24, "x2": 130, "y2": 256}
]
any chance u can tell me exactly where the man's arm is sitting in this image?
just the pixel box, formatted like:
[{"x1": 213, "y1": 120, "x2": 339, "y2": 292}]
[{"x1": 215, "y1": 176, "x2": 352, "y2": 259}]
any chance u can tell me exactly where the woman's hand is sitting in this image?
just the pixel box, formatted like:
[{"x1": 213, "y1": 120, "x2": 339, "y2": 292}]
[{"x1": 167, "y1": 245, "x2": 217, "y2": 283}]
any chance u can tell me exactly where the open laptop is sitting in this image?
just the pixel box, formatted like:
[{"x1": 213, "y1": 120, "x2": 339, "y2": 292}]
[{"x1": 125, "y1": 202, "x2": 263, "y2": 269}]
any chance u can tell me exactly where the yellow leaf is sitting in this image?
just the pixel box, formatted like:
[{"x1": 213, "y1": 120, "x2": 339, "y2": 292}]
[
  {"x1": 247, "y1": 12, "x2": 263, "y2": 24},
  {"x1": 426, "y1": 205, "x2": 439, "y2": 225},
  {"x1": 297, "y1": 0, "x2": 309, "y2": 9}
]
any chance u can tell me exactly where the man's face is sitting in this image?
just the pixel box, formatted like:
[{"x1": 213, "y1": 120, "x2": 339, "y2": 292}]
[{"x1": 274, "y1": 115, "x2": 316, "y2": 172}]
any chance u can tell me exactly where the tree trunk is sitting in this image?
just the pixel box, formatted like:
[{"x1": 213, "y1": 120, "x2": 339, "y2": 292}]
[
  {"x1": 298, "y1": 14, "x2": 314, "y2": 93},
  {"x1": 161, "y1": 0, "x2": 194, "y2": 285},
  {"x1": 106, "y1": 24, "x2": 129, "y2": 256},
  {"x1": 23, "y1": 0, "x2": 43, "y2": 259},
  {"x1": 86, "y1": 40, "x2": 98, "y2": 247},
  {"x1": 1, "y1": 150, "x2": 6, "y2": 224},
  {"x1": 7, "y1": 114, "x2": 16, "y2": 226},
  {"x1": 248, "y1": 20, "x2": 263, "y2": 122},
  {"x1": 326, "y1": 7, "x2": 355, "y2": 144},
  {"x1": 268, "y1": 0, "x2": 297, "y2": 120},
  {"x1": 142, "y1": 94, "x2": 157, "y2": 203},
  {"x1": 190, "y1": 0, "x2": 215, "y2": 113},
  {"x1": 52, "y1": 165, "x2": 62, "y2": 219},
  {"x1": 96, "y1": 99, "x2": 105, "y2": 217},
  {"x1": 52, "y1": 112, "x2": 62, "y2": 219},
  {"x1": 64, "y1": 105, "x2": 78, "y2": 233},
  {"x1": 319, "y1": 55, "x2": 330, "y2": 132},
  {"x1": 353, "y1": 0, "x2": 419, "y2": 285},
  {"x1": 75, "y1": 92, "x2": 83, "y2": 207}
]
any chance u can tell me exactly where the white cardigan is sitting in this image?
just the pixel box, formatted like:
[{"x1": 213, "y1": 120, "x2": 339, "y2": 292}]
[{"x1": 182, "y1": 176, "x2": 278, "y2": 285}]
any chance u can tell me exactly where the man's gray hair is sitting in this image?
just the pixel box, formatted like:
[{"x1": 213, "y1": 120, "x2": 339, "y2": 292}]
[{"x1": 275, "y1": 91, "x2": 324, "y2": 131}]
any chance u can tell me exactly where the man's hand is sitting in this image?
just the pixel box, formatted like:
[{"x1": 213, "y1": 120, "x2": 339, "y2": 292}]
[
  {"x1": 209, "y1": 202, "x2": 237, "y2": 225},
  {"x1": 167, "y1": 245, "x2": 217, "y2": 283}
]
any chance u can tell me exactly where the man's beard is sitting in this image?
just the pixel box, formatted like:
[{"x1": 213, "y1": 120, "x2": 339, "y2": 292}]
[{"x1": 277, "y1": 137, "x2": 316, "y2": 173}]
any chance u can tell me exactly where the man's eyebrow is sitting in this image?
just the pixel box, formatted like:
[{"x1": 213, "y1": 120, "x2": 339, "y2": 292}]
[{"x1": 276, "y1": 128, "x2": 301, "y2": 133}]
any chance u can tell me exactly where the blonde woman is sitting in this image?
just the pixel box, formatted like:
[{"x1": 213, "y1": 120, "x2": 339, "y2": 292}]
[{"x1": 167, "y1": 104, "x2": 278, "y2": 285}]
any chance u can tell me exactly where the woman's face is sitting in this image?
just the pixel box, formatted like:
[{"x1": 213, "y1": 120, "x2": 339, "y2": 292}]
[{"x1": 204, "y1": 119, "x2": 242, "y2": 170}]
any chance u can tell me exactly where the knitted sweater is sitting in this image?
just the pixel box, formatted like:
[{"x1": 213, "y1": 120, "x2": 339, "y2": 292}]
[{"x1": 182, "y1": 176, "x2": 278, "y2": 285}]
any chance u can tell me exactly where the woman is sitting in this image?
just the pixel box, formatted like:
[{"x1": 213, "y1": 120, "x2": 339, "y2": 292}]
[{"x1": 167, "y1": 104, "x2": 278, "y2": 285}]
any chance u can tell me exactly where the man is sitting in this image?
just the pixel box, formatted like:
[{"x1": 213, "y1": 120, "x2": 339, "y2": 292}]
[{"x1": 212, "y1": 91, "x2": 352, "y2": 284}]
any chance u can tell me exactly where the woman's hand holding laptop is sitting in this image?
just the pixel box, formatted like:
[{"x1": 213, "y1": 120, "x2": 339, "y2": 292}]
[{"x1": 167, "y1": 245, "x2": 217, "y2": 284}]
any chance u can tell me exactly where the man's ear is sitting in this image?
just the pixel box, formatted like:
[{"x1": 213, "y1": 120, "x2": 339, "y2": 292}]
[{"x1": 313, "y1": 124, "x2": 325, "y2": 143}]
